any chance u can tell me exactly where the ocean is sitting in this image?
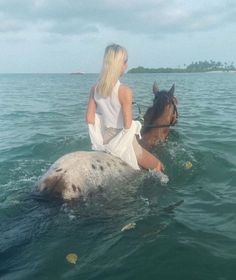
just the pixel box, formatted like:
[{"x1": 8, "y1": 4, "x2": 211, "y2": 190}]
[{"x1": 0, "y1": 72, "x2": 236, "y2": 280}]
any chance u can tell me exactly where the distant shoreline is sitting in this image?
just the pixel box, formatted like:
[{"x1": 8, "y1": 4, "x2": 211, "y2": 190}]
[
  {"x1": 128, "y1": 61, "x2": 236, "y2": 74},
  {"x1": 127, "y1": 70, "x2": 236, "y2": 74},
  {"x1": 128, "y1": 67, "x2": 236, "y2": 74}
]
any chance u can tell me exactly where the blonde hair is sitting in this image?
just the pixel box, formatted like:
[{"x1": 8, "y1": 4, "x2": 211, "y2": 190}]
[{"x1": 96, "y1": 44, "x2": 128, "y2": 98}]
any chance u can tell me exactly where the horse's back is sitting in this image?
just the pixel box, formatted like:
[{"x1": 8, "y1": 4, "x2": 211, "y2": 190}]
[{"x1": 37, "y1": 151, "x2": 136, "y2": 200}]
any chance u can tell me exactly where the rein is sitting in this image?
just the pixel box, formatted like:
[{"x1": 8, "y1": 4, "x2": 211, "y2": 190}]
[{"x1": 143, "y1": 123, "x2": 175, "y2": 129}]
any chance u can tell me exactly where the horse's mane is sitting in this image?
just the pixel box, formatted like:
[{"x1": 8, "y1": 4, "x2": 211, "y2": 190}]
[{"x1": 142, "y1": 90, "x2": 177, "y2": 133}]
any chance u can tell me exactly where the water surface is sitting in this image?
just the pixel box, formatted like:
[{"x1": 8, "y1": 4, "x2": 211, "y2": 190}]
[{"x1": 0, "y1": 72, "x2": 236, "y2": 279}]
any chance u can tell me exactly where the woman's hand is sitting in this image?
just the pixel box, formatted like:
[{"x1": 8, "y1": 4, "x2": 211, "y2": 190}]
[{"x1": 155, "y1": 160, "x2": 165, "y2": 172}]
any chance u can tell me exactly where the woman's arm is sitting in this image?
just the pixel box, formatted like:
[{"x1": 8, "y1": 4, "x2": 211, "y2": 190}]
[
  {"x1": 119, "y1": 85, "x2": 133, "y2": 129},
  {"x1": 86, "y1": 86, "x2": 96, "y2": 124}
]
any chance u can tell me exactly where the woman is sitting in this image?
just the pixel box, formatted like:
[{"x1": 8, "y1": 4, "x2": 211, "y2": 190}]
[{"x1": 86, "y1": 43, "x2": 163, "y2": 172}]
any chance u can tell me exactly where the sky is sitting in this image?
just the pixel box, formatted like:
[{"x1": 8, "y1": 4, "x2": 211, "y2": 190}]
[{"x1": 0, "y1": 0, "x2": 236, "y2": 73}]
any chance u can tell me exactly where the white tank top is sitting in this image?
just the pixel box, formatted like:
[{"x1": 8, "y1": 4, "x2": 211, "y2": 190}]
[{"x1": 94, "y1": 80, "x2": 124, "y2": 129}]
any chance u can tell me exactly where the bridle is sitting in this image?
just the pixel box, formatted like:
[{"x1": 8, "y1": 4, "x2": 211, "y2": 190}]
[{"x1": 133, "y1": 99, "x2": 178, "y2": 129}]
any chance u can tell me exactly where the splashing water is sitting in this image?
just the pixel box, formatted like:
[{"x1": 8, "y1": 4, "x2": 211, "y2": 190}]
[{"x1": 147, "y1": 170, "x2": 169, "y2": 185}]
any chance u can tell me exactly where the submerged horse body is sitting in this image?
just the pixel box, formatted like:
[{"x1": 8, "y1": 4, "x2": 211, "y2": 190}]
[
  {"x1": 38, "y1": 151, "x2": 137, "y2": 200},
  {"x1": 37, "y1": 83, "x2": 178, "y2": 200}
]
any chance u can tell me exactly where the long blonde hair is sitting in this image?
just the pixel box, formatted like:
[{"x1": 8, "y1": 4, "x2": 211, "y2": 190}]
[{"x1": 96, "y1": 44, "x2": 128, "y2": 98}]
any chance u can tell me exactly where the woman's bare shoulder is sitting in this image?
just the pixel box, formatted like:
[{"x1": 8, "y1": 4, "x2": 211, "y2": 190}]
[
  {"x1": 119, "y1": 84, "x2": 132, "y2": 95},
  {"x1": 119, "y1": 84, "x2": 133, "y2": 103}
]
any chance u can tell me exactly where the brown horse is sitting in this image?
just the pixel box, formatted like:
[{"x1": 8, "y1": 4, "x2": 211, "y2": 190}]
[
  {"x1": 140, "y1": 82, "x2": 178, "y2": 149},
  {"x1": 37, "y1": 82, "x2": 178, "y2": 200}
]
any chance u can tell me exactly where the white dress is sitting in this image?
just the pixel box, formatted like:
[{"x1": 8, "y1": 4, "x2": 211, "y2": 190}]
[
  {"x1": 88, "y1": 114, "x2": 142, "y2": 170},
  {"x1": 88, "y1": 80, "x2": 142, "y2": 170}
]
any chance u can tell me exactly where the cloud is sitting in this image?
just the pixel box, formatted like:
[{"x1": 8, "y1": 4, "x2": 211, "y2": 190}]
[
  {"x1": 0, "y1": 0, "x2": 236, "y2": 43},
  {"x1": 0, "y1": 18, "x2": 24, "y2": 32},
  {"x1": 0, "y1": 0, "x2": 235, "y2": 40}
]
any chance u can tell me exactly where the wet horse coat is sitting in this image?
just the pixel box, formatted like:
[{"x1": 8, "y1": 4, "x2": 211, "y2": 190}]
[
  {"x1": 37, "y1": 83, "x2": 178, "y2": 200},
  {"x1": 38, "y1": 151, "x2": 137, "y2": 200}
]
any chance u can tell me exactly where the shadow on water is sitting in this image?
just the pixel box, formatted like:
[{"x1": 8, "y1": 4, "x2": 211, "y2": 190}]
[{"x1": 0, "y1": 194, "x2": 62, "y2": 279}]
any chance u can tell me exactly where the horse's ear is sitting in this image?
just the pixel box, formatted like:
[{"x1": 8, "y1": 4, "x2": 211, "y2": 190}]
[
  {"x1": 169, "y1": 84, "x2": 175, "y2": 96},
  {"x1": 153, "y1": 81, "x2": 159, "y2": 95}
]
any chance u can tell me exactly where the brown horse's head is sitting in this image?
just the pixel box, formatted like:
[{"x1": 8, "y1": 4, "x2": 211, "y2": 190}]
[{"x1": 140, "y1": 82, "x2": 178, "y2": 149}]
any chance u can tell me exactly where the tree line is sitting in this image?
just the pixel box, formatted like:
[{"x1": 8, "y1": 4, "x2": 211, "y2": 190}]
[{"x1": 128, "y1": 60, "x2": 236, "y2": 73}]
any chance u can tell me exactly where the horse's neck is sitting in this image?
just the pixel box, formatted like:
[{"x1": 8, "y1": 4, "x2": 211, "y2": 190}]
[
  {"x1": 141, "y1": 127, "x2": 169, "y2": 149},
  {"x1": 141, "y1": 108, "x2": 172, "y2": 149}
]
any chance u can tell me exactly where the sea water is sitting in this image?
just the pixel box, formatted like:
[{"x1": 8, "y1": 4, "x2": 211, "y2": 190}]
[{"x1": 0, "y1": 72, "x2": 236, "y2": 280}]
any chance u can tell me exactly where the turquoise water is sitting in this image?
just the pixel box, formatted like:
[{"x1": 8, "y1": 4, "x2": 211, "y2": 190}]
[{"x1": 0, "y1": 73, "x2": 236, "y2": 280}]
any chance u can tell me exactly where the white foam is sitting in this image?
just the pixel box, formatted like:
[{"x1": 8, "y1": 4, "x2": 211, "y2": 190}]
[{"x1": 148, "y1": 170, "x2": 169, "y2": 185}]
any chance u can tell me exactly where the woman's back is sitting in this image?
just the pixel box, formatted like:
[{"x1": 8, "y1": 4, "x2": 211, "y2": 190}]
[{"x1": 94, "y1": 80, "x2": 124, "y2": 129}]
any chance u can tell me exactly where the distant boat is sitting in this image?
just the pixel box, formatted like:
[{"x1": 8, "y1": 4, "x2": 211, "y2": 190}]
[{"x1": 70, "y1": 71, "x2": 85, "y2": 75}]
